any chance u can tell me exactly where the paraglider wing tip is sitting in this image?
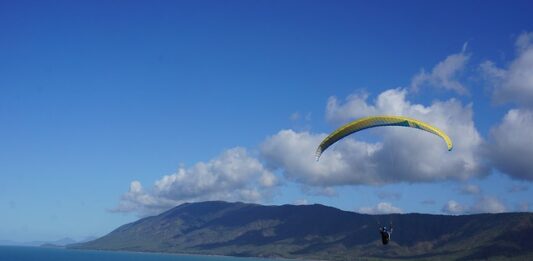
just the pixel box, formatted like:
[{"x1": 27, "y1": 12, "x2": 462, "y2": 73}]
[{"x1": 315, "y1": 148, "x2": 322, "y2": 162}]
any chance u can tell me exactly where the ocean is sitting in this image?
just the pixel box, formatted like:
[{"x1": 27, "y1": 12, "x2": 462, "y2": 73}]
[{"x1": 0, "y1": 246, "x2": 277, "y2": 261}]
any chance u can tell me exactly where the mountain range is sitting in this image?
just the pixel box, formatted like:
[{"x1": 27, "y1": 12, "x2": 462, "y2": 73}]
[
  {"x1": 72, "y1": 201, "x2": 533, "y2": 260},
  {"x1": 0, "y1": 237, "x2": 97, "y2": 247}
]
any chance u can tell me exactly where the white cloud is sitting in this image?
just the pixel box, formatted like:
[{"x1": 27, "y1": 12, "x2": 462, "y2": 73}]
[
  {"x1": 470, "y1": 196, "x2": 506, "y2": 214},
  {"x1": 441, "y1": 197, "x2": 507, "y2": 215},
  {"x1": 481, "y1": 32, "x2": 533, "y2": 106},
  {"x1": 442, "y1": 200, "x2": 465, "y2": 215},
  {"x1": 301, "y1": 186, "x2": 338, "y2": 197},
  {"x1": 261, "y1": 129, "x2": 384, "y2": 186},
  {"x1": 326, "y1": 91, "x2": 376, "y2": 125},
  {"x1": 294, "y1": 199, "x2": 309, "y2": 205},
  {"x1": 113, "y1": 147, "x2": 278, "y2": 216},
  {"x1": 358, "y1": 202, "x2": 403, "y2": 214},
  {"x1": 411, "y1": 47, "x2": 470, "y2": 95},
  {"x1": 111, "y1": 181, "x2": 173, "y2": 215},
  {"x1": 263, "y1": 88, "x2": 488, "y2": 186},
  {"x1": 516, "y1": 32, "x2": 533, "y2": 52},
  {"x1": 488, "y1": 109, "x2": 533, "y2": 181}
]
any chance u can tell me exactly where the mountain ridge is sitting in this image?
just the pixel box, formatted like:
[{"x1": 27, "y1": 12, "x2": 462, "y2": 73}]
[{"x1": 71, "y1": 201, "x2": 533, "y2": 260}]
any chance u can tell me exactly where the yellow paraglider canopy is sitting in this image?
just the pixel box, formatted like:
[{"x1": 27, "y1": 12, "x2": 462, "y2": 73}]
[{"x1": 316, "y1": 115, "x2": 453, "y2": 161}]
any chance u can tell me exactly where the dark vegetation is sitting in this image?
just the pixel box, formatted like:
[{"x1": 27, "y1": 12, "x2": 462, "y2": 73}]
[{"x1": 71, "y1": 201, "x2": 533, "y2": 260}]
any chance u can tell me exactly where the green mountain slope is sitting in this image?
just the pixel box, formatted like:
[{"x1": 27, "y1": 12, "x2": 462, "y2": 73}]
[{"x1": 72, "y1": 201, "x2": 533, "y2": 260}]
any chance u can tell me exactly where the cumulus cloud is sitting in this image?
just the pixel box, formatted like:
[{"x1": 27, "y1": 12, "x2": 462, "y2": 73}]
[
  {"x1": 481, "y1": 32, "x2": 533, "y2": 106},
  {"x1": 301, "y1": 186, "x2": 338, "y2": 197},
  {"x1": 113, "y1": 147, "x2": 278, "y2": 216},
  {"x1": 411, "y1": 46, "x2": 470, "y2": 95},
  {"x1": 358, "y1": 202, "x2": 403, "y2": 214},
  {"x1": 261, "y1": 129, "x2": 383, "y2": 186},
  {"x1": 470, "y1": 196, "x2": 506, "y2": 214},
  {"x1": 326, "y1": 91, "x2": 376, "y2": 125},
  {"x1": 441, "y1": 197, "x2": 507, "y2": 215},
  {"x1": 294, "y1": 199, "x2": 309, "y2": 205},
  {"x1": 487, "y1": 109, "x2": 533, "y2": 181},
  {"x1": 111, "y1": 181, "x2": 175, "y2": 215},
  {"x1": 263, "y1": 88, "x2": 488, "y2": 186},
  {"x1": 442, "y1": 200, "x2": 465, "y2": 215}
]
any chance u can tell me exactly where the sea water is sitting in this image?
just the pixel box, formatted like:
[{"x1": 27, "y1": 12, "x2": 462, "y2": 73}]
[{"x1": 0, "y1": 246, "x2": 277, "y2": 261}]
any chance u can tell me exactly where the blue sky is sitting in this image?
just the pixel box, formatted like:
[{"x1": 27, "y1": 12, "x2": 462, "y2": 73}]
[{"x1": 1, "y1": 1, "x2": 532, "y2": 242}]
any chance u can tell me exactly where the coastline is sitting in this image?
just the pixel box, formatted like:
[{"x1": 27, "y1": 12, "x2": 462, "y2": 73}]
[
  {"x1": 66, "y1": 246, "x2": 327, "y2": 261},
  {"x1": 0, "y1": 245, "x2": 298, "y2": 260}
]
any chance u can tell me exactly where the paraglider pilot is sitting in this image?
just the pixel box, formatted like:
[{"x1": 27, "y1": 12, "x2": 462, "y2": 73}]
[{"x1": 379, "y1": 224, "x2": 393, "y2": 245}]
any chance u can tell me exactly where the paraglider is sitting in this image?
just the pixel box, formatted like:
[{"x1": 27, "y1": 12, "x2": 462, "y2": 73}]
[
  {"x1": 315, "y1": 115, "x2": 453, "y2": 161},
  {"x1": 379, "y1": 223, "x2": 393, "y2": 245},
  {"x1": 315, "y1": 115, "x2": 453, "y2": 246}
]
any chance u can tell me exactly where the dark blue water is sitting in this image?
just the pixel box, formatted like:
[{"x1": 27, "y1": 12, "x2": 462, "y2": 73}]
[{"x1": 0, "y1": 246, "x2": 277, "y2": 261}]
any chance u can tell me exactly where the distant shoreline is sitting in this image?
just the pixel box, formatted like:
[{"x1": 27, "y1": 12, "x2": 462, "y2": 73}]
[
  {"x1": 67, "y1": 246, "x2": 324, "y2": 261},
  {"x1": 1, "y1": 245, "x2": 322, "y2": 261}
]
